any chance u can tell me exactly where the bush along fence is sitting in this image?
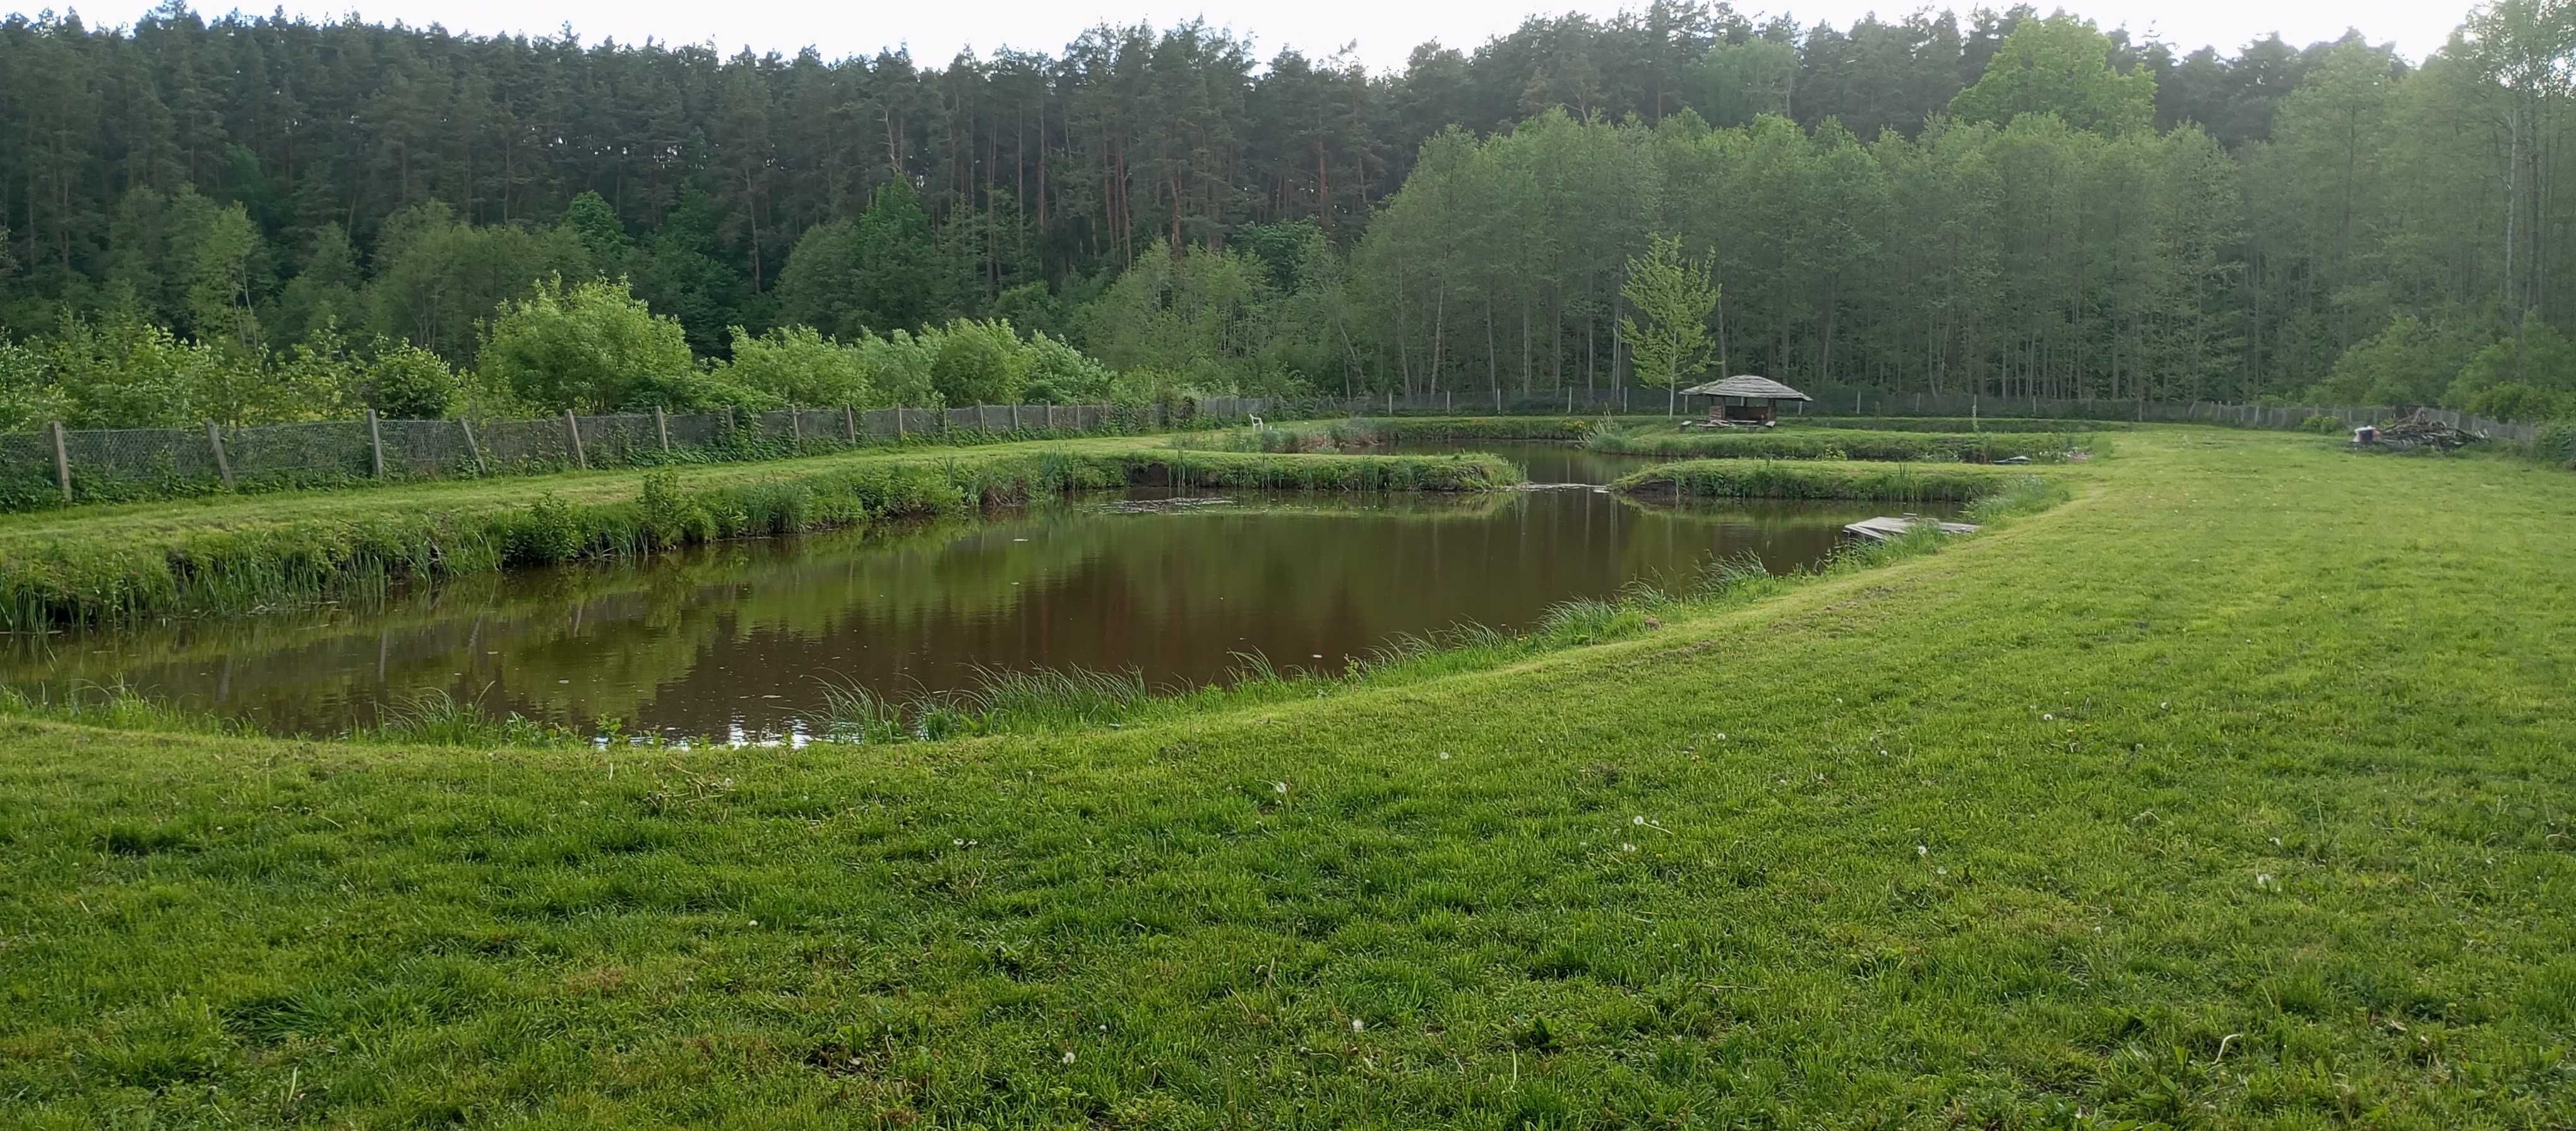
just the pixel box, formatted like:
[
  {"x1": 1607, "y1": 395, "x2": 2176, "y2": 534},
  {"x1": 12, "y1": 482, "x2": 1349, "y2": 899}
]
[{"x1": 0, "y1": 401, "x2": 1249, "y2": 512}]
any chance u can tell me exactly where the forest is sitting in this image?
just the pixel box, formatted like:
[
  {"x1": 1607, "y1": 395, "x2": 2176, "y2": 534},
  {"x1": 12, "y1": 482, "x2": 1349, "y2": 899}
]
[{"x1": 4, "y1": 1, "x2": 2575, "y2": 428}]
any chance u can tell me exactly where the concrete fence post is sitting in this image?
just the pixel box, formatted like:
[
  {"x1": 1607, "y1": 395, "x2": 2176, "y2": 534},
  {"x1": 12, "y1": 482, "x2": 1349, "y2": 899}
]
[
  {"x1": 789, "y1": 406, "x2": 802, "y2": 445},
  {"x1": 564, "y1": 409, "x2": 587, "y2": 470},
  {"x1": 50, "y1": 420, "x2": 71, "y2": 503},
  {"x1": 366, "y1": 408, "x2": 387, "y2": 479},
  {"x1": 205, "y1": 420, "x2": 234, "y2": 488},
  {"x1": 896, "y1": 408, "x2": 906, "y2": 440},
  {"x1": 459, "y1": 418, "x2": 486, "y2": 477},
  {"x1": 844, "y1": 405, "x2": 858, "y2": 444},
  {"x1": 653, "y1": 405, "x2": 671, "y2": 452}
]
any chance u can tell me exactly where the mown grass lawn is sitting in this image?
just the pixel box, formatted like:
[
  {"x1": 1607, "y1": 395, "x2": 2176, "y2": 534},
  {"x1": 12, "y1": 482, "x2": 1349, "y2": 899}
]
[{"x1": 2, "y1": 427, "x2": 2572, "y2": 1127}]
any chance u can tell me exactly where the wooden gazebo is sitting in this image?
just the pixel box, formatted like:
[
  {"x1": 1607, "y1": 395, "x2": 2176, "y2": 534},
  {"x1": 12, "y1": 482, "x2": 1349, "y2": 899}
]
[{"x1": 1679, "y1": 375, "x2": 1813, "y2": 427}]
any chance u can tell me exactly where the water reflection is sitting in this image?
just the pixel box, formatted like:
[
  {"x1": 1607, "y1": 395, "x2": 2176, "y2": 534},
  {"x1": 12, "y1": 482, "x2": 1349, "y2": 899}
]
[{"x1": 10, "y1": 454, "x2": 1940, "y2": 737}]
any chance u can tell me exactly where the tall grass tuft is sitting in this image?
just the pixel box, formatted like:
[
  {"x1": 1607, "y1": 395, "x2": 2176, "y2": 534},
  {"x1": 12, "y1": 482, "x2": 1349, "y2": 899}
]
[
  {"x1": 815, "y1": 677, "x2": 908, "y2": 743},
  {"x1": 959, "y1": 665, "x2": 1152, "y2": 726},
  {"x1": 359, "y1": 688, "x2": 585, "y2": 747},
  {"x1": 1533, "y1": 597, "x2": 1649, "y2": 645}
]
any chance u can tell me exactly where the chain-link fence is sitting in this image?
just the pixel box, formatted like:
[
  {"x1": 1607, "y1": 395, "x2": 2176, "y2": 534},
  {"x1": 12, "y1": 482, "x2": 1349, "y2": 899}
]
[
  {"x1": 1, "y1": 392, "x2": 2544, "y2": 512},
  {"x1": 2, "y1": 400, "x2": 1224, "y2": 511}
]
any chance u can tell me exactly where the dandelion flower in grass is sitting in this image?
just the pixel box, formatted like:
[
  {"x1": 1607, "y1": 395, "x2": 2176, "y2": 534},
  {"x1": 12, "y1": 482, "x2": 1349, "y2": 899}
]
[
  {"x1": 1273, "y1": 781, "x2": 1289, "y2": 794},
  {"x1": 2042, "y1": 713, "x2": 2054, "y2": 721},
  {"x1": 1916, "y1": 844, "x2": 1929, "y2": 857},
  {"x1": 2255, "y1": 872, "x2": 2277, "y2": 889},
  {"x1": 1621, "y1": 843, "x2": 1639, "y2": 853},
  {"x1": 1351, "y1": 1018, "x2": 1366, "y2": 1032},
  {"x1": 1062, "y1": 1050, "x2": 1076, "y2": 1065},
  {"x1": 1633, "y1": 815, "x2": 1647, "y2": 826}
]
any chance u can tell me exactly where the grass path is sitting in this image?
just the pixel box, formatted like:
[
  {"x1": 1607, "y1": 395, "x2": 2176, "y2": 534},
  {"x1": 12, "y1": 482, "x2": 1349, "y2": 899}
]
[{"x1": 3, "y1": 427, "x2": 2573, "y2": 1126}]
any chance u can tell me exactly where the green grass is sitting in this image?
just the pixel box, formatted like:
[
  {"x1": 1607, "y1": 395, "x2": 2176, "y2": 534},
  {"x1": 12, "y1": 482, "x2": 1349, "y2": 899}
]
[
  {"x1": 1612, "y1": 457, "x2": 2053, "y2": 501},
  {"x1": 1782, "y1": 415, "x2": 2136, "y2": 433},
  {"x1": 1183, "y1": 416, "x2": 1655, "y2": 453},
  {"x1": 1, "y1": 439, "x2": 1518, "y2": 629},
  {"x1": 1588, "y1": 425, "x2": 2097, "y2": 463},
  {"x1": 3, "y1": 426, "x2": 2575, "y2": 1126}
]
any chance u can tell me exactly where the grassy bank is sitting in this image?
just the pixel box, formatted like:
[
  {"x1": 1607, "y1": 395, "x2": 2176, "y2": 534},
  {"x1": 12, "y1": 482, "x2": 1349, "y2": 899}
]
[
  {"x1": 1182, "y1": 415, "x2": 1655, "y2": 453},
  {"x1": 4, "y1": 426, "x2": 2574, "y2": 1126},
  {"x1": 1785, "y1": 415, "x2": 2135, "y2": 433},
  {"x1": 1, "y1": 442, "x2": 1517, "y2": 629},
  {"x1": 1589, "y1": 426, "x2": 2096, "y2": 463},
  {"x1": 1612, "y1": 457, "x2": 2051, "y2": 501}
]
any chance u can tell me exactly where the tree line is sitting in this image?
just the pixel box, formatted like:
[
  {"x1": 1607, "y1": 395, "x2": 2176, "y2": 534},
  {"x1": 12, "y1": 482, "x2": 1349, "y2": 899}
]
[{"x1": 4, "y1": 2, "x2": 2576, "y2": 429}]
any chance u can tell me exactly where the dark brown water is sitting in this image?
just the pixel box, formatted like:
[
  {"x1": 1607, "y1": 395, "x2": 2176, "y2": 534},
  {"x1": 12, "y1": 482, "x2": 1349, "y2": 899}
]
[{"x1": 8, "y1": 444, "x2": 1941, "y2": 738}]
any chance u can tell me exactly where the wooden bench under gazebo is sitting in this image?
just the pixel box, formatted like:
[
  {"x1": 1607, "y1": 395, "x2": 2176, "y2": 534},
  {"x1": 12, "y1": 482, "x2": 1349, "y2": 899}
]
[{"x1": 1678, "y1": 375, "x2": 1812, "y2": 427}]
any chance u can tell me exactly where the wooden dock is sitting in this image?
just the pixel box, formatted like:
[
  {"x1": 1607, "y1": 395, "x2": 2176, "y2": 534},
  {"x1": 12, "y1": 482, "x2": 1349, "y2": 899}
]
[{"x1": 1842, "y1": 515, "x2": 1981, "y2": 543}]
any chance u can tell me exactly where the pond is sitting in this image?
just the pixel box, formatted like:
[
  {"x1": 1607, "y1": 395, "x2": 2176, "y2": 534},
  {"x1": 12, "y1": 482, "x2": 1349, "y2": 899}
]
[{"x1": 8, "y1": 444, "x2": 1945, "y2": 738}]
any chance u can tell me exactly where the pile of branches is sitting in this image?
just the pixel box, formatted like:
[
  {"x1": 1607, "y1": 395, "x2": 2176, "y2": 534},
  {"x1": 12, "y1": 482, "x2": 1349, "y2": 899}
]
[{"x1": 2367, "y1": 409, "x2": 2486, "y2": 453}]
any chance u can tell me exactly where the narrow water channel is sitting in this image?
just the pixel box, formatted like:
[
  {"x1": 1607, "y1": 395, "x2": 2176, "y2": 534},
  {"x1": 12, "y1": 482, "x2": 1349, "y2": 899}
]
[{"x1": 9, "y1": 444, "x2": 1945, "y2": 738}]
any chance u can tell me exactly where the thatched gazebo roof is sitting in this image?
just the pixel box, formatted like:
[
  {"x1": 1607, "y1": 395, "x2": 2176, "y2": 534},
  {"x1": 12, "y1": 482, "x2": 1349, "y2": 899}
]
[{"x1": 1678, "y1": 375, "x2": 1813, "y2": 401}]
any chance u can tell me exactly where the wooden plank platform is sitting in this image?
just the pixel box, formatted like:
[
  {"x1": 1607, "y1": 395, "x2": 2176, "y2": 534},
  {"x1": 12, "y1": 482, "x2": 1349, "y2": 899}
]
[{"x1": 1842, "y1": 515, "x2": 1982, "y2": 543}]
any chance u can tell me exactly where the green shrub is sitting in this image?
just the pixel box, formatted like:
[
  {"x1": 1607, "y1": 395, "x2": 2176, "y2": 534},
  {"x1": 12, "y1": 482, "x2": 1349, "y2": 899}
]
[
  {"x1": 637, "y1": 471, "x2": 715, "y2": 548},
  {"x1": 2465, "y1": 381, "x2": 2570, "y2": 423},
  {"x1": 478, "y1": 275, "x2": 725, "y2": 412},
  {"x1": 2533, "y1": 420, "x2": 2576, "y2": 468},
  {"x1": 505, "y1": 494, "x2": 585, "y2": 564}
]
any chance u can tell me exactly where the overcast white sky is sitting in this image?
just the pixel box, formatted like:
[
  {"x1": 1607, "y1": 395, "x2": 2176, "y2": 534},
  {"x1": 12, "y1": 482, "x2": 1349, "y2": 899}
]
[{"x1": 64, "y1": 1, "x2": 2478, "y2": 68}]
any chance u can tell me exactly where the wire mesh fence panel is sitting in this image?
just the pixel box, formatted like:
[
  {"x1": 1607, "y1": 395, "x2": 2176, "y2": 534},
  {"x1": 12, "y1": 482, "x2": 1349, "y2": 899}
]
[
  {"x1": 793, "y1": 408, "x2": 849, "y2": 446},
  {"x1": 0, "y1": 431, "x2": 61, "y2": 506},
  {"x1": 861, "y1": 409, "x2": 900, "y2": 438},
  {"x1": 576, "y1": 413, "x2": 663, "y2": 466},
  {"x1": 664, "y1": 412, "x2": 727, "y2": 449},
  {"x1": 224, "y1": 420, "x2": 375, "y2": 483},
  {"x1": 57, "y1": 426, "x2": 227, "y2": 497},
  {"x1": 474, "y1": 417, "x2": 576, "y2": 471},
  {"x1": 376, "y1": 418, "x2": 479, "y2": 478}
]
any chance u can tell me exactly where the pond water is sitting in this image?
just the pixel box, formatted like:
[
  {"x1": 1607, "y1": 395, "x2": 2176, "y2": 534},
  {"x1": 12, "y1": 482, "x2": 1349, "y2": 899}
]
[{"x1": 9, "y1": 444, "x2": 1945, "y2": 738}]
